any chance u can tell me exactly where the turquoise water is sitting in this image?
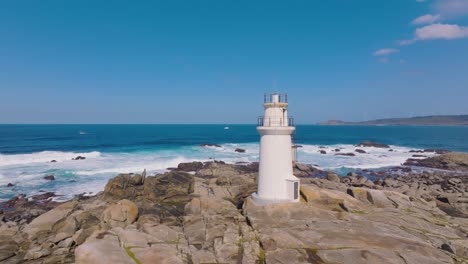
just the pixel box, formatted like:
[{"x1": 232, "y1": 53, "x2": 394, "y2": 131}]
[{"x1": 1, "y1": 124, "x2": 467, "y2": 201}]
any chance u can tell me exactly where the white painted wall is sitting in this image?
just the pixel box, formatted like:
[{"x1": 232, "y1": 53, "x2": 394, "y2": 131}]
[{"x1": 251, "y1": 94, "x2": 300, "y2": 204}]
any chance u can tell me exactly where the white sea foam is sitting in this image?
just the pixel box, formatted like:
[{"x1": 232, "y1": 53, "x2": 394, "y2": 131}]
[
  {"x1": 0, "y1": 143, "x2": 433, "y2": 200},
  {"x1": 297, "y1": 144, "x2": 434, "y2": 169},
  {"x1": 74, "y1": 155, "x2": 194, "y2": 176},
  {"x1": 0, "y1": 151, "x2": 101, "y2": 167}
]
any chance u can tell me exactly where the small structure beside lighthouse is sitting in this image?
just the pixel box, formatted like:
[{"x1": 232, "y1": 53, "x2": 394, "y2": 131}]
[{"x1": 251, "y1": 93, "x2": 300, "y2": 204}]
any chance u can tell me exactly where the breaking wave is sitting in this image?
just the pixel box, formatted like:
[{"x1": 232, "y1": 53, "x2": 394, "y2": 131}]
[
  {"x1": 0, "y1": 151, "x2": 101, "y2": 167},
  {"x1": 0, "y1": 143, "x2": 431, "y2": 201}
]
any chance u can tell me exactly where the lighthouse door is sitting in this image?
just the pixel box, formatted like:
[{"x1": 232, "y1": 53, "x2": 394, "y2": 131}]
[{"x1": 294, "y1": 182, "x2": 299, "y2": 199}]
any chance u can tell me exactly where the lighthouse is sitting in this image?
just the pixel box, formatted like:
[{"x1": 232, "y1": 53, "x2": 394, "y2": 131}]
[{"x1": 251, "y1": 93, "x2": 300, "y2": 204}]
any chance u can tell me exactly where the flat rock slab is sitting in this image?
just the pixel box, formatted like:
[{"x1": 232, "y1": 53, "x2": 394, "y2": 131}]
[{"x1": 243, "y1": 184, "x2": 465, "y2": 264}]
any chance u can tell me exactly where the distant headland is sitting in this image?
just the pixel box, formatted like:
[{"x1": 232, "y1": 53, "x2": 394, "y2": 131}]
[{"x1": 319, "y1": 115, "x2": 468, "y2": 126}]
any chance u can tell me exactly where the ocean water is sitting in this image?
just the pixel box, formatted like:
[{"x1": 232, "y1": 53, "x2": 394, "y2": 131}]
[{"x1": 1, "y1": 124, "x2": 467, "y2": 201}]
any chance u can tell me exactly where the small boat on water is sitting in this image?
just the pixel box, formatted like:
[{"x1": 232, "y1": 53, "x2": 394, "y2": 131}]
[
  {"x1": 79, "y1": 131, "x2": 87, "y2": 135},
  {"x1": 224, "y1": 126, "x2": 230, "y2": 130}
]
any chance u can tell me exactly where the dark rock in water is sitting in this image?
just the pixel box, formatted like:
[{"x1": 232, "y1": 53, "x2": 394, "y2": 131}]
[
  {"x1": 199, "y1": 143, "x2": 222, "y2": 148},
  {"x1": 376, "y1": 171, "x2": 387, "y2": 176},
  {"x1": 403, "y1": 158, "x2": 420, "y2": 166},
  {"x1": 334, "y1": 149, "x2": 340, "y2": 152},
  {"x1": 423, "y1": 149, "x2": 451, "y2": 154},
  {"x1": 412, "y1": 154, "x2": 427, "y2": 158},
  {"x1": 355, "y1": 149, "x2": 367, "y2": 154},
  {"x1": 72, "y1": 156, "x2": 86, "y2": 160},
  {"x1": 356, "y1": 141, "x2": 390, "y2": 148},
  {"x1": 409, "y1": 149, "x2": 450, "y2": 155},
  {"x1": 235, "y1": 148, "x2": 246, "y2": 153},
  {"x1": 388, "y1": 149, "x2": 393, "y2": 152},
  {"x1": 335, "y1": 153, "x2": 356, "y2": 157},
  {"x1": 43, "y1": 175, "x2": 55, "y2": 181},
  {"x1": 31, "y1": 192, "x2": 56, "y2": 201},
  {"x1": 50, "y1": 160, "x2": 57, "y2": 163},
  {"x1": 292, "y1": 145, "x2": 303, "y2": 149},
  {"x1": 176, "y1": 161, "x2": 204, "y2": 172},
  {"x1": 7, "y1": 183, "x2": 14, "y2": 187},
  {"x1": 318, "y1": 150, "x2": 327, "y2": 154},
  {"x1": 318, "y1": 146, "x2": 327, "y2": 149}
]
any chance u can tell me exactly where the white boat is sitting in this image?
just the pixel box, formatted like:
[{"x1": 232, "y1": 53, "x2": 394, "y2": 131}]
[{"x1": 224, "y1": 126, "x2": 230, "y2": 130}]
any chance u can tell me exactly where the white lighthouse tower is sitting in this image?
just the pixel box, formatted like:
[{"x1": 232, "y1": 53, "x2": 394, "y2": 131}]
[{"x1": 251, "y1": 93, "x2": 300, "y2": 204}]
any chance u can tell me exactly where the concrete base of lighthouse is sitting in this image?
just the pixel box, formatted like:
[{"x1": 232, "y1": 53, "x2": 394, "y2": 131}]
[
  {"x1": 251, "y1": 126, "x2": 300, "y2": 205},
  {"x1": 251, "y1": 187, "x2": 299, "y2": 206}
]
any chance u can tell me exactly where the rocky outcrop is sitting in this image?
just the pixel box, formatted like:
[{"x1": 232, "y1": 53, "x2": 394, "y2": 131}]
[
  {"x1": 356, "y1": 141, "x2": 390, "y2": 148},
  {"x1": 103, "y1": 170, "x2": 194, "y2": 224},
  {"x1": 0, "y1": 192, "x2": 60, "y2": 224},
  {"x1": 244, "y1": 183, "x2": 466, "y2": 264},
  {"x1": 1, "y1": 161, "x2": 467, "y2": 263},
  {"x1": 293, "y1": 162, "x2": 326, "y2": 177},
  {"x1": 22, "y1": 201, "x2": 78, "y2": 238},
  {"x1": 102, "y1": 199, "x2": 139, "y2": 228},
  {"x1": 326, "y1": 172, "x2": 340, "y2": 183},
  {"x1": 76, "y1": 161, "x2": 260, "y2": 264},
  {"x1": 174, "y1": 161, "x2": 204, "y2": 172},
  {"x1": 404, "y1": 152, "x2": 468, "y2": 171}
]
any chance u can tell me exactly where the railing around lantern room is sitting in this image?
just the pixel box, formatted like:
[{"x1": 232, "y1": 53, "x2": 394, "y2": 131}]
[
  {"x1": 264, "y1": 93, "x2": 288, "y2": 104},
  {"x1": 257, "y1": 116, "x2": 295, "y2": 127}
]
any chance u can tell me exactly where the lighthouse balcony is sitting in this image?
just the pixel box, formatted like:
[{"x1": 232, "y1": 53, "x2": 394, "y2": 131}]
[
  {"x1": 264, "y1": 93, "x2": 288, "y2": 104},
  {"x1": 257, "y1": 116, "x2": 294, "y2": 127}
]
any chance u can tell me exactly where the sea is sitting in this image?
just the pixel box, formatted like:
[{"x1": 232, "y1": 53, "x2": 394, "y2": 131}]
[{"x1": 1, "y1": 124, "x2": 467, "y2": 202}]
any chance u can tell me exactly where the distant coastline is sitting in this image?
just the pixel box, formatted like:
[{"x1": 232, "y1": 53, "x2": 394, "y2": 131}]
[{"x1": 319, "y1": 115, "x2": 468, "y2": 126}]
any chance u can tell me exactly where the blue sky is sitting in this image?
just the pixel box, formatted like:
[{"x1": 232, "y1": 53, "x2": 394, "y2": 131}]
[{"x1": 0, "y1": 0, "x2": 467, "y2": 124}]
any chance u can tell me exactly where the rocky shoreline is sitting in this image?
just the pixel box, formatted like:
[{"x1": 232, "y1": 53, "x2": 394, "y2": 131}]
[{"x1": 1, "y1": 153, "x2": 468, "y2": 263}]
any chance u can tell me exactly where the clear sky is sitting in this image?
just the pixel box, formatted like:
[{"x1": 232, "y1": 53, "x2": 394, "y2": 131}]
[{"x1": 1, "y1": 0, "x2": 467, "y2": 124}]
